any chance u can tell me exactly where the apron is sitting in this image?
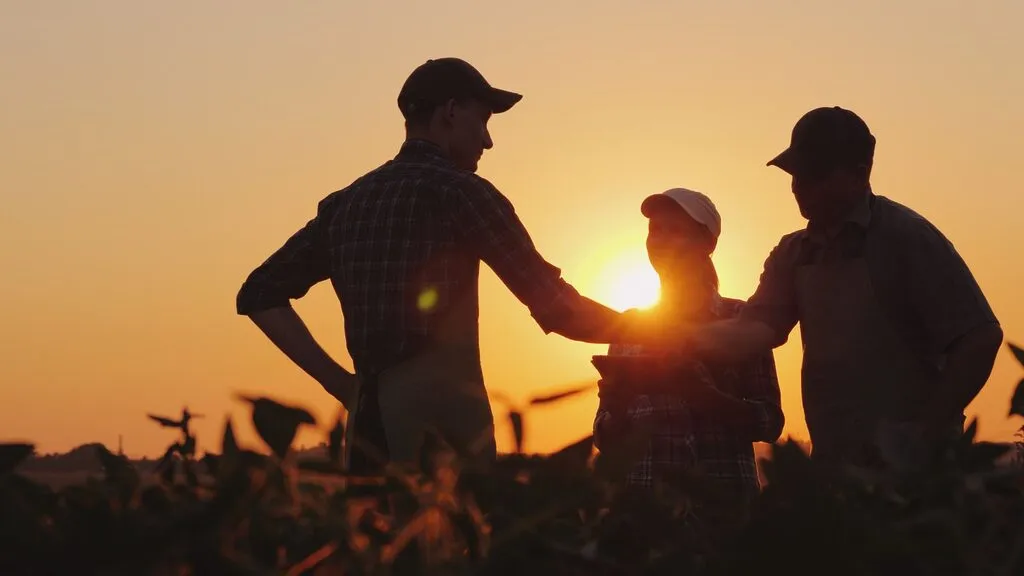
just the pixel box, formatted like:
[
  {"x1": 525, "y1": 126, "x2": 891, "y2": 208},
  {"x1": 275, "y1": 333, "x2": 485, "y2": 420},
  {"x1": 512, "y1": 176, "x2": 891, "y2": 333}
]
[
  {"x1": 342, "y1": 287, "x2": 498, "y2": 474},
  {"x1": 796, "y1": 256, "x2": 958, "y2": 467}
]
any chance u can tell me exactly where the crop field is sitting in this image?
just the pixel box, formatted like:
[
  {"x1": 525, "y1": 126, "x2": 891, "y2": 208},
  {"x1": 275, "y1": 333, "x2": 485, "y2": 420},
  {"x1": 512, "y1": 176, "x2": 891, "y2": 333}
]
[{"x1": 2, "y1": 344, "x2": 1023, "y2": 575}]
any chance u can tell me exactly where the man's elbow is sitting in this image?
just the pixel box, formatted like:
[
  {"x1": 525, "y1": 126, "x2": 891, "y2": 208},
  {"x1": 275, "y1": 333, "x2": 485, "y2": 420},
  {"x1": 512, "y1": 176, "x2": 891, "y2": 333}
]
[
  {"x1": 235, "y1": 280, "x2": 260, "y2": 316},
  {"x1": 982, "y1": 322, "x2": 1004, "y2": 352},
  {"x1": 235, "y1": 276, "x2": 284, "y2": 317},
  {"x1": 963, "y1": 322, "x2": 1004, "y2": 362}
]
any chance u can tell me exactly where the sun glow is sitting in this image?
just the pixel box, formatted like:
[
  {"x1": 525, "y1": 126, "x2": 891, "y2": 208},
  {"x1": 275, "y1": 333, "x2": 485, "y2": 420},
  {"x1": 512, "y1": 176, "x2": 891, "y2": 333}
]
[{"x1": 592, "y1": 253, "x2": 662, "y2": 312}]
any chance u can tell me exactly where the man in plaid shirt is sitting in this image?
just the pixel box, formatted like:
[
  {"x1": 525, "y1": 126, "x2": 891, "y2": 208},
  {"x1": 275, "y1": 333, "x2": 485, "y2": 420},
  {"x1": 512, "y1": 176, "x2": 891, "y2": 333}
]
[{"x1": 236, "y1": 58, "x2": 624, "y2": 473}]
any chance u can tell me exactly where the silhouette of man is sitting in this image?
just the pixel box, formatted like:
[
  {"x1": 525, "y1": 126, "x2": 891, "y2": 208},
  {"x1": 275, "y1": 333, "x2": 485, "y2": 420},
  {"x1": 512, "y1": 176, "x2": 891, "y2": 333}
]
[
  {"x1": 630, "y1": 107, "x2": 1004, "y2": 468},
  {"x1": 236, "y1": 58, "x2": 623, "y2": 473}
]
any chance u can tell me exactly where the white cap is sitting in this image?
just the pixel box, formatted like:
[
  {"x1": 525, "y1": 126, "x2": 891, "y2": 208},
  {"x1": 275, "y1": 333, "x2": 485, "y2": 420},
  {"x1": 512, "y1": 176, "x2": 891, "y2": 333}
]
[{"x1": 640, "y1": 187, "x2": 722, "y2": 241}]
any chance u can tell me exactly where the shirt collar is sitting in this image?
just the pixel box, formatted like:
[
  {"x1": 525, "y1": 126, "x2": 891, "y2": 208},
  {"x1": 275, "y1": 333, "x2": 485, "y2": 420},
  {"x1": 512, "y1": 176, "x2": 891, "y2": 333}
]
[
  {"x1": 807, "y1": 191, "x2": 874, "y2": 242},
  {"x1": 395, "y1": 138, "x2": 456, "y2": 167}
]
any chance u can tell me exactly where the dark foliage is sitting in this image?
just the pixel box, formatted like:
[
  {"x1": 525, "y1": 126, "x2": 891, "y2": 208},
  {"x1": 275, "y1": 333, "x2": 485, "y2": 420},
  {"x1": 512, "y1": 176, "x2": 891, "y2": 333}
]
[{"x1": 2, "y1": 343, "x2": 1023, "y2": 575}]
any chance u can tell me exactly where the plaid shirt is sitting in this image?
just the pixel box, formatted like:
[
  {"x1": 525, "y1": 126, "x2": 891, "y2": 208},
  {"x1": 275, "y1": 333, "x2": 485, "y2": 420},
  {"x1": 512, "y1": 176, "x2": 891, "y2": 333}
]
[
  {"x1": 593, "y1": 297, "x2": 784, "y2": 502},
  {"x1": 236, "y1": 139, "x2": 581, "y2": 377}
]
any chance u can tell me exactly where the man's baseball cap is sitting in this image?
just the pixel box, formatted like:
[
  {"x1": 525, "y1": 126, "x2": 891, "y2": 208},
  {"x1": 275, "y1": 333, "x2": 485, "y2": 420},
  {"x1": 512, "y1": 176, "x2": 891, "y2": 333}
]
[
  {"x1": 641, "y1": 187, "x2": 722, "y2": 242},
  {"x1": 397, "y1": 58, "x2": 522, "y2": 120},
  {"x1": 767, "y1": 106, "x2": 876, "y2": 177}
]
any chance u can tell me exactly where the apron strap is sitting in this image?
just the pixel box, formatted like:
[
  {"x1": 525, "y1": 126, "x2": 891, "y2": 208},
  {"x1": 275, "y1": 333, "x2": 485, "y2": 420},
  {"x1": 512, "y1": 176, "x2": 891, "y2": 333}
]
[{"x1": 346, "y1": 373, "x2": 390, "y2": 475}]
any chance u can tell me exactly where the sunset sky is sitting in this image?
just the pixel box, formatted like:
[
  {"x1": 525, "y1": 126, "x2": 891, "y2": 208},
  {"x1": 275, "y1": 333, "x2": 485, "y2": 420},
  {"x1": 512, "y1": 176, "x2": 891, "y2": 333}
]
[{"x1": 2, "y1": 1, "x2": 1022, "y2": 458}]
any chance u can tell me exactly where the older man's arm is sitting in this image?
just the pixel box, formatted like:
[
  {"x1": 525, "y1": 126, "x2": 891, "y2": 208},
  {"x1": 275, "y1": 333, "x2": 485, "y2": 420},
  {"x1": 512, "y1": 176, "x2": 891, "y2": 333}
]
[
  {"x1": 619, "y1": 236, "x2": 802, "y2": 362},
  {"x1": 902, "y1": 222, "x2": 1004, "y2": 428},
  {"x1": 685, "y1": 349, "x2": 785, "y2": 443},
  {"x1": 923, "y1": 323, "x2": 1004, "y2": 427}
]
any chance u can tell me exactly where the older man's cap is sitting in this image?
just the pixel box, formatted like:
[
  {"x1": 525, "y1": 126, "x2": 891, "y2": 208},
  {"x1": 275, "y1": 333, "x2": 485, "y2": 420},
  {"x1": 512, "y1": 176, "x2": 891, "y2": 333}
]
[
  {"x1": 397, "y1": 58, "x2": 523, "y2": 120},
  {"x1": 767, "y1": 106, "x2": 876, "y2": 176}
]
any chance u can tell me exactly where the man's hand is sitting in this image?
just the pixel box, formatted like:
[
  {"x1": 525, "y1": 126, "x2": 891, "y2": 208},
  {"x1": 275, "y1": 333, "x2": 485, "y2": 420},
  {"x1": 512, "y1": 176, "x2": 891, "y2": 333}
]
[
  {"x1": 246, "y1": 306, "x2": 358, "y2": 409},
  {"x1": 919, "y1": 322, "x2": 1004, "y2": 427},
  {"x1": 317, "y1": 364, "x2": 360, "y2": 409},
  {"x1": 683, "y1": 374, "x2": 762, "y2": 428},
  {"x1": 614, "y1": 313, "x2": 780, "y2": 364}
]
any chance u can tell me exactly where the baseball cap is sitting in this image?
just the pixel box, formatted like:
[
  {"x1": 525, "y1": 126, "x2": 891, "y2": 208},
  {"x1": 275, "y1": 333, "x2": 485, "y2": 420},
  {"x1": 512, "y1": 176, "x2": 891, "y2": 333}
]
[
  {"x1": 640, "y1": 188, "x2": 722, "y2": 242},
  {"x1": 397, "y1": 57, "x2": 523, "y2": 120},
  {"x1": 767, "y1": 106, "x2": 876, "y2": 177}
]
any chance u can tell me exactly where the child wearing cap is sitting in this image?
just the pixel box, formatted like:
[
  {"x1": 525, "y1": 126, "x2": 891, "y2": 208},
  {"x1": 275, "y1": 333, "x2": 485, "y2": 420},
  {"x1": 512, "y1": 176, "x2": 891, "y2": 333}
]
[{"x1": 592, "y1": 188, "x2": 784, "y2": 548}]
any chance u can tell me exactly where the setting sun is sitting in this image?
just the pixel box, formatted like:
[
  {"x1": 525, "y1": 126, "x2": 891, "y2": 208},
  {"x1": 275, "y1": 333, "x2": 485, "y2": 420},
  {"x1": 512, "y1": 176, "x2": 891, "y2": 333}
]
[{"x1": 592, "y1": 252, "x2": 662, "y2": 312}]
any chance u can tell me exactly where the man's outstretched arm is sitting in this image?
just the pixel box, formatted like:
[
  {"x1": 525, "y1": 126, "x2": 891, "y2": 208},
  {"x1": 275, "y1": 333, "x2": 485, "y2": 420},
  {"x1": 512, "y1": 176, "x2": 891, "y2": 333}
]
[
  {"x1": 236, "y1": 214, "x2": 358, "y2": 408},
  {"x1": 449, "y1": 178, "x2": 628, "y2": 343},
  {"x1": 616, "y1": 237, "x2": 801, "y2": 359},
  {"x1": 611, "y1": 313, "x2": 782, "y2": 363}
]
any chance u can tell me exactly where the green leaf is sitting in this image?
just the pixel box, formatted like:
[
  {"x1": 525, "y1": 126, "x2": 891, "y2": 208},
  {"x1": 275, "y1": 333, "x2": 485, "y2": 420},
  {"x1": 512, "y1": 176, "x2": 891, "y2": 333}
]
[
  {"x1": 236, "y1": 395, "x2": 316, "y2": 460},
  {"x1": 509, "y1": 411, "x2": 524, "y2": 454},
  {"x1": 1010, "y1": 378, "x2": 1024, "y2": 418},
  {"x1": 529, "y1": 383, "x2": 596, "y2": 406},
  {"x1": 0, "y1": 443, "x2": 34, "y2": 475},
  {"x1": 1008, "y1": 342, "x2": 1024, "y2": 367}
]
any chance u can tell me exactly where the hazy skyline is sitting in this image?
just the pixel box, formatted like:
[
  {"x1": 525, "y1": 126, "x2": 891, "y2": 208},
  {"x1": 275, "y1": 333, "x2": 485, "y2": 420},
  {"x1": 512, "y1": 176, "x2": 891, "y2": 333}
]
[{"x1": 2, "y1": 1, "x2": 1022, "y2": 457}]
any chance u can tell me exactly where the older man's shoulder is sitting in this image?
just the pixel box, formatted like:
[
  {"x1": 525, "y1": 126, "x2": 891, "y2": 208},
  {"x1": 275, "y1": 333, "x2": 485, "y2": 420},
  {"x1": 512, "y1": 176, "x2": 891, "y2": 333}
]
[{"x1": 872, "y1": 194, "x2": 960, "y2": 250}]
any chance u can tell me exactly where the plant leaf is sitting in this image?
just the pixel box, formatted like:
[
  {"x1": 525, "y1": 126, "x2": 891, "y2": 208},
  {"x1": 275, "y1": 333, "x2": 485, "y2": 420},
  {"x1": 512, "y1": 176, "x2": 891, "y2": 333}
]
[
  {"x1": 1008, "y1": 342, "x2": 1024, "y2": 367},
  {"x1": 200, "y1": 453, "x2": 220, "y2": 477},
  {"x1": 181, "y1": 435, "x2": 196, "y2": 458},
  {"x1": 95, "y1": 443, "x2": 140, "y2": 500},
  {"x1": 963, "y1": 441, "x2": 1013, "y2": 470},
  {"x1": 529, "y1": 383, "x2": 596, "y2": 406},
  {"x1": 236, "y1": 395, "x2": 316, "y2": 460},
  {"x1": 1010, "y1": 378, "x2": 1024, "y2": 419},
  {"x1": 0, "y1": 443, "x2": 34, "y2": 475},
  {"x1": 509, "y1": 411, "x2": 524, "y2": 454},
  {"x1": 183, "y1": 459, "x2": 198, "y2": 488},
  {"x1": 548, "y1": 434, "x2": 594, "y2": 472},
  {"x1": 222, "y1": 417, "x2": 239, "y2": 457},
  {"x1": 963, "y1": 418, "x2": 979, "y2": 443}
]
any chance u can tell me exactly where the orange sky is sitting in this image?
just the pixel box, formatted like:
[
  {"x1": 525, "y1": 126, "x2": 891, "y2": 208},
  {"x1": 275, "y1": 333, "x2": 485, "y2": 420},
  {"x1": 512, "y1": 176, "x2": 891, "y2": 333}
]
[{"x1": 2, "y1": 1, "x2": 1023, "y2": 458}]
